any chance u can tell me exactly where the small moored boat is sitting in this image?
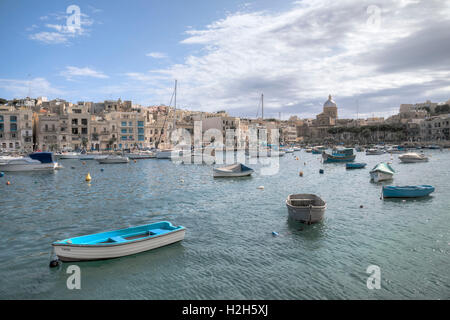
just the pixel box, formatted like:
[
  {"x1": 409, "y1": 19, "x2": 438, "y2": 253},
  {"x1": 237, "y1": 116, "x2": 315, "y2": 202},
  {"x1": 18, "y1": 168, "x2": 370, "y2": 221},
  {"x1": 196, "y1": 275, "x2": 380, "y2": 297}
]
[
  {"x1": 399, "y1": 152, "x2": 429, "y2": 163},
  {"x1": 286, "y1": 194, "x2": 326, "y2": 224},
  {"x1": 346, "y1": 162, "x2": 367, "y2": 169},
  {"x1": 52, "y1": 221, "x2": 185, "y2": 262},
  {"x1": 370, "y1": 162, "x2": 395, "y2": 182},
  {"x1": 213, "y1": 163, "x2": 253, "y2": 177},
  {"x1": 96, "y1": 155, "x2": 129, "y2": 164},
  {"x1": 382, "y1": 185, "x2": 435, "y2": 198},
  {"x1": 322, "y1": 150, "x2": 356, "y2": 163}
]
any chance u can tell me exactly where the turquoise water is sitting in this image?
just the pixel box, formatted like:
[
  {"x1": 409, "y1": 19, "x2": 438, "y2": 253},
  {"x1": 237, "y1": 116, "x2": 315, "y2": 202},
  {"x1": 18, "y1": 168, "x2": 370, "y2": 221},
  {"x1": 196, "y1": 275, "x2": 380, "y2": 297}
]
[{"x1": 0, "y1": 150, "x2": 449, "y2": 299}]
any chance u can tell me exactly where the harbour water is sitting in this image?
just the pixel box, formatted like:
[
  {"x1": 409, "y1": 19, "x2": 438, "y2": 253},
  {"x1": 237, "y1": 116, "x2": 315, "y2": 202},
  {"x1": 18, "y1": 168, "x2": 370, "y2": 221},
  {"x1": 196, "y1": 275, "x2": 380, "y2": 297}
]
[{"x1": 0, "y1": 150, "x2": 449, "y2": 299}]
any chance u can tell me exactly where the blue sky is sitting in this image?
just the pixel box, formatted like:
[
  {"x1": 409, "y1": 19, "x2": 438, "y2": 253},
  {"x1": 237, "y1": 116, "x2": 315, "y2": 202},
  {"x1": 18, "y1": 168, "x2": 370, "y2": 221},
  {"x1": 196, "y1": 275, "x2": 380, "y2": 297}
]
[{"x1": 1, "y1": 0, "x2": 449, "y2": 119}]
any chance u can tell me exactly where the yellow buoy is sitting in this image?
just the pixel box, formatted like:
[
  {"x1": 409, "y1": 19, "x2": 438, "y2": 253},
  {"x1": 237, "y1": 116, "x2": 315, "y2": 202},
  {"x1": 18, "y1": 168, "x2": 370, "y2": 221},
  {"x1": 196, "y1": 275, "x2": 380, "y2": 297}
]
[{"x1": 85, "y1": 173, "x2": 92, "y2": 182}]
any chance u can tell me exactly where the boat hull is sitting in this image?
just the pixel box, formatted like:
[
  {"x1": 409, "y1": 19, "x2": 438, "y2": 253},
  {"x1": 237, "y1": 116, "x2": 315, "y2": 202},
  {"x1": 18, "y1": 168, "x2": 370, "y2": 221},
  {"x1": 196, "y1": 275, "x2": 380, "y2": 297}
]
[
  {"x1": 213, "y1": 169, "x2": 253, "y2": 177},
  {"x1": 346, "y1": 163, "x2": 367, "y2": 169},
  {"x1": 382, "y1": 185, "x2": 435, "y2": 198},
  {"x1": 0, "y1": 162, "x2": 58, "y2": 172},
  {"x1": 322, "y1": 152, "x2": 355, "y2": 162},
  {"x1": 54, "y1": 229, "x2": 185, "y2": 262},
  {"x1": 285, "y1": 194, "x2": 326, "y2": 224},
  {"x1": 370, "y1": 171, "x2": 393, "y2": 182}
]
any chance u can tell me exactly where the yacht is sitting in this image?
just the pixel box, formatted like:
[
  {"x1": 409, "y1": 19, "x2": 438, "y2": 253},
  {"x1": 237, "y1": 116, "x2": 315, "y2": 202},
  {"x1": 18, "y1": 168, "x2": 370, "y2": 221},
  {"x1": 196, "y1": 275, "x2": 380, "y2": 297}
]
[{"x1": 0, "y1": 152, "x2": 59, "y2": 171}]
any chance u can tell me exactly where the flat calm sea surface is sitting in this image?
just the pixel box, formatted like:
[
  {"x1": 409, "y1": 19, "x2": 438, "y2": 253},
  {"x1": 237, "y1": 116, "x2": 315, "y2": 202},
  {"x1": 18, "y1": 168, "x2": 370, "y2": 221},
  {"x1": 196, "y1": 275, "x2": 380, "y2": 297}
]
[{"x1": 0, "y1": 150, "x2": 449, "y2": 299}]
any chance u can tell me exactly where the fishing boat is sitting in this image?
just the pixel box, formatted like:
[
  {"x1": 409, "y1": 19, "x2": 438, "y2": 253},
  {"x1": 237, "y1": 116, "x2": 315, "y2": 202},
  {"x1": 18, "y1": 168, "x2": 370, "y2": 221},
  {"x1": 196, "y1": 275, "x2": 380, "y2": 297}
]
[
  {"x1": 96, "y1": 155, "x2": 129, "y2": 164},
  {"x1": 285, "y1": 194, "x2": 326, "y2": 224},
  {"x1": 366, "y1": 148, "x2": 385, "y2": 155},
  {"x1": 370, "y1": 162, "x2": 395, "y2": 182},
  {"x1": 382, "y1": 185, "x2": 435, "y2": 198},
  {"x1": 346, "y1": 162, "x2": 367, "y2": 169},
  {"x1": 398, "y1": 152, "x2": 429, "y2": 163},
  {"x1": 322, "y1": 149, "x2": 355, "y2": 162},
  {"x1": 213, "y1": 163, "x2": 253, "y2": 177},
  {"x1": 0, "y1": 152, "x2": 59, "y2": 171},
  {"x1": 305, "y1": 148, "x2": 312, "y2": 153},
  {"x1": 312, "y1": 146, "x2": 326, "y2": 154},
  {"x1": 52, "y1": 221, "x2": 185, "y2": 262}
]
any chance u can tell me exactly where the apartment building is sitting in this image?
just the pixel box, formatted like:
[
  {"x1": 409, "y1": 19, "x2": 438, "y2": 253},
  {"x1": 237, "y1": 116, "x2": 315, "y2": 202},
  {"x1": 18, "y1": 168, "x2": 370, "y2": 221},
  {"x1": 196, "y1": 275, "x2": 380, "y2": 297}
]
[
  {"x1": 420, "y1": 115, "x2": 450, "y2": 141},
  {"x1": 0, "y1": 106, "x2": 33, "y2": 152}
]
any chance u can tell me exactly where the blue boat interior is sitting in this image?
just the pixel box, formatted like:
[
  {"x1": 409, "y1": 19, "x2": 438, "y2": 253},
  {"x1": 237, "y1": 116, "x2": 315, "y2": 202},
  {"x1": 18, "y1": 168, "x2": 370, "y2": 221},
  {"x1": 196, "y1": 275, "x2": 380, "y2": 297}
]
[
  {"x1": 29, "y1": 152, "x2": 55, "y2": 163},
  {"x1": 54, "y1": 221, "x2": 184, "y2": 245},
  {"x1": 240, "y1": 164, "x2": 253, "y2": 172}
]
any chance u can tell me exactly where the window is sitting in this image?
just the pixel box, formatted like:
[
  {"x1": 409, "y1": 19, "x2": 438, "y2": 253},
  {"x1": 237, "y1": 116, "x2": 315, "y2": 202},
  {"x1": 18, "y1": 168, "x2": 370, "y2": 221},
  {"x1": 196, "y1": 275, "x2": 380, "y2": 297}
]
[
  {"x1": 0, "y1": 115, "x2": 3, "y2": 122},
  {"x1": 129, "y1": 135, "x2": 133, "y2": 140},
  {"x1": 138, "y1": 121, "x2": 144, "y2": 127},
  {"x1": 138, "y1": 128, "x2": 144, "y2": 134},
  {"x1": 121, "y1": 136, "x2": 127, "y2": 141},
  {"x1": 129, "y1": 128, "x2": 133, "y2": 133},
  {"x1": 119, "y1": 144, "x2": 122, "y2": 149},
  {"x1": 10, "y1": 123, "x2": 17, "y2": 131},
  {"x1": 138, "y1": 135, "x2": 144, "y2": 141},
  {"x1": 10, "y1": 116, "x2": 17, "y2": 122},
  {"x1": 0, "y1": 123, "x2": 3, "y2": 132},
  {"x1": 24, "y1": 115, "x2": 29, "y2": 120},
  {"x1": 121, "y1": 122, "x2": 127, "y2": 126},
  {"x1": 81, "y1": 128, "x2": 88, "y2": 134},
  {"x1": 121, "y1": 129, "x2": 127, "y2": 133},
  {"x1": 72, "y1": 128, "x2": 78, "y2": 134},
  {"x1": 129, "y1": 122, "x2": 132, "y2": 126},
  {"x1": 81, "y1": 119, "x2": 88, "y2": 125},
  {"x1": 72, "y1": 119, "x2": 78, "y2": 125}
]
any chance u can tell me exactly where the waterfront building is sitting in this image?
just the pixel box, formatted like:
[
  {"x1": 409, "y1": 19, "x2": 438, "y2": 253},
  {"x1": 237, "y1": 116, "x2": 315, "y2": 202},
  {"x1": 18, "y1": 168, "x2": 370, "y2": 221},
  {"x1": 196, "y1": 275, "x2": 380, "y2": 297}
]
[
  {"x1": 420, "y1": 114, "x2": 450, "y2": 141},
  {"x1": 0, "y1": 106, "x2": 33, "y2": 152}
]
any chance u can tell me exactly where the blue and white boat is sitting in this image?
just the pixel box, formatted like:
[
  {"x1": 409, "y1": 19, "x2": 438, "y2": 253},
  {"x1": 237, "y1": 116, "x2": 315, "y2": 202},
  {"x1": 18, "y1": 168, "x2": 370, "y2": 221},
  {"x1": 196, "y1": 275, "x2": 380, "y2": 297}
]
[
  {"x1": 382, "y1": 185, "x2": 435, "y2": 198},
  {"x1": 322, "y1": 148, "x2": 356, "y2": 163},
  {"x1": 52, "y1": 221, "x2": 185, "y2": 262},
  {"x1": 370, "y1": 162, "x2": 395, "y2": 182},
  {"x1": 346, "y1": 162, "x2": 367, "y2": 169},
  {"x1": 0, "y1": 152, "x2": 59, "y2": 171}
]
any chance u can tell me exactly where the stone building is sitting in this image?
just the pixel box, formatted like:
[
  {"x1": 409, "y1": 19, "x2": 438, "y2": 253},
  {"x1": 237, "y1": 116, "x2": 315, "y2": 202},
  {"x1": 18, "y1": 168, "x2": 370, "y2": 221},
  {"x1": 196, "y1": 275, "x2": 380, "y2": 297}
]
[{"x1": 0, "y1": 106, "x2": 33, "y2": 152}]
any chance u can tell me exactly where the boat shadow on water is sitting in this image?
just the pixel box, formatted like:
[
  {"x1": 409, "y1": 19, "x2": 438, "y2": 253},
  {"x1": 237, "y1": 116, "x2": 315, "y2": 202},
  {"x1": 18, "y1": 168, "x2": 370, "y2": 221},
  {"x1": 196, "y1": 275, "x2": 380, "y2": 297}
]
[
  {"x1": 382, "y1": 196, "x2": 434, "y2": 204},
  {"x1": 286, "y1": 218, "x2": 326, "y2": 240},
  {"x1": 54, "y1": 240, "x2": 186, "y2": 271}
]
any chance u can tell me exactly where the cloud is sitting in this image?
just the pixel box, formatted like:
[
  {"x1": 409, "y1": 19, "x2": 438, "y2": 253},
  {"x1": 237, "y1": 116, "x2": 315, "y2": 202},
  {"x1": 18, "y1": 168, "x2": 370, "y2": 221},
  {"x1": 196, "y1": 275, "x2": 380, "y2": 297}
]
[
  {"x1": 28, "y1": 9, "x2": 94, "y2": 44},
  {"x1": 0, "y1": 78, "x2": 64, "y2": 98},
  {"x1": 146, "y1": 52, "x2": 168, "y2": 59},
  {"x1": 60, "y1": 66, "x2": 109, "y2": 80},
  {"x1": 132, "y1": 0, "x2": 450, "y2": 118}
]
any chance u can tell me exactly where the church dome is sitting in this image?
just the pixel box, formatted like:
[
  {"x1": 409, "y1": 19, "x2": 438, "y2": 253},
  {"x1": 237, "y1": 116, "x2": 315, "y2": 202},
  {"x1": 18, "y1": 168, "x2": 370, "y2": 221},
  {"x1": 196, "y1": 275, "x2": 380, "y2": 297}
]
[{"x1": 324, "y1": 94, "x2": 337, "y2": 108}]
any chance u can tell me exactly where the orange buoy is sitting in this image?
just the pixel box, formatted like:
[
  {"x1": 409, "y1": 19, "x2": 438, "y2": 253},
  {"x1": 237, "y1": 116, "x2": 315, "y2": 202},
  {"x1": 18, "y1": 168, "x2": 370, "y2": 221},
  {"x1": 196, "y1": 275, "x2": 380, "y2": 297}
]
[
  {"x1": 299, "y1": 171, "x2": 303, "y2": 177},
  {"x1": 134, "y1": 159, "x2": 137, "y2": 163},
  {"x1": 6, "y1": 181, "x2": 11, "y2": 185}
]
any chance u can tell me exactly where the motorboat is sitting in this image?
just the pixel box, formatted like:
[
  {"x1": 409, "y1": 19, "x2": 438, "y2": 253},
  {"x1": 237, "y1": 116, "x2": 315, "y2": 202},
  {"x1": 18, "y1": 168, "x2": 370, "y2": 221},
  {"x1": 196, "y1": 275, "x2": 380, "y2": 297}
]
[
  {"x1": 293, "y1": 147, "x2": 301, "y2": 152},
  {"x1": 52, "y1": 221, "x2": 185, "y2": 262},
  {"x1": 370, "y1": 162, "x2": 395, "y2": 182},
  {"x1": 126, "y1": 151, "x2": 156, "y2": 159},
  {"x1": 382, "y1": 185, "x2": 435, "y2": 198},
  {"x1": 0, "y1": 152, "x2": 59, "y2": 171},
  {"x1": 305, "y1": 148, "x2": 313, "y2": 153},
  {"x1": 57, "y1": 152, "x2": 82, "y2": 159},
  {"x1": 96, "y1": 155, "x2": 129, "y2": 164},
  {"x1": 213, "y1": 163, "x2": 253, "y2": 177},
  {"x1": 285, "y1": 194, "x2": 326, "y2": 224},
  {"x1": 346, "y1": 163, "x2": 367, "y2": 169},
  {"x1": 386, "y1": 145, "x2": 407, "y2": 154},
  {"x1": 366, "y1": 148, "x2": 385, "y2": 155},
  {"x1": 398, "y1": 152, "x2": 429, "y2": 163}
]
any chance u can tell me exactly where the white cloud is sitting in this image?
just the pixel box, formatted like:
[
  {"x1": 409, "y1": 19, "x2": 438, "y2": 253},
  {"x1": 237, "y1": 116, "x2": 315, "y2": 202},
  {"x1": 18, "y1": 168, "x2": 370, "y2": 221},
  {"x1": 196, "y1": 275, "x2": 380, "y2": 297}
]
[
  {"x1": 60, "y1": 66, "x2": 109, "y2": 80},
  {"x1": 146, "y1": 52, "x2": 168, "y2": 59},
  {"x1": 0, "y1": 78, "x2": 64, "y2": 98},
  {"x1": 134, "y1": 0, "x2": 450, "y2": 118},
  {"x1": 28, "y1": 10, "x2": 95, "y2": 44}
]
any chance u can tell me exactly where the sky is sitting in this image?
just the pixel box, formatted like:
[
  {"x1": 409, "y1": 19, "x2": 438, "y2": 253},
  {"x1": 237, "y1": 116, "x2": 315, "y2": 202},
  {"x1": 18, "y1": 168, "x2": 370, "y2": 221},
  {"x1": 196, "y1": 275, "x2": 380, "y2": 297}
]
[{"x1": 0, "y1": 0, "x2": 449, "y2": 119}]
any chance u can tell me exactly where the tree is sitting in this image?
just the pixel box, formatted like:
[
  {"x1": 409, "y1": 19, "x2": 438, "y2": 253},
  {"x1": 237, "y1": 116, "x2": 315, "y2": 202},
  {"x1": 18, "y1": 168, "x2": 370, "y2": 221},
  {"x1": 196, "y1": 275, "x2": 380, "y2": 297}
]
[{"x1": 0, "y1": 98, "x2": 7, "y2": 105}]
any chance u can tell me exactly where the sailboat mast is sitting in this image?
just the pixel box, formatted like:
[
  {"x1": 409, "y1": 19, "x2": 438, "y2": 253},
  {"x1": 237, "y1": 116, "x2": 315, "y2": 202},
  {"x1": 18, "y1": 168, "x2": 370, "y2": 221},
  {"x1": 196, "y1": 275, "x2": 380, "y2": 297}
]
[
  {"x1": 261, "y1": 93, "x2": 264, "y2": 120},
  {"x1": 173, "y1": 80, "x2": 177, "y2": 130}
]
